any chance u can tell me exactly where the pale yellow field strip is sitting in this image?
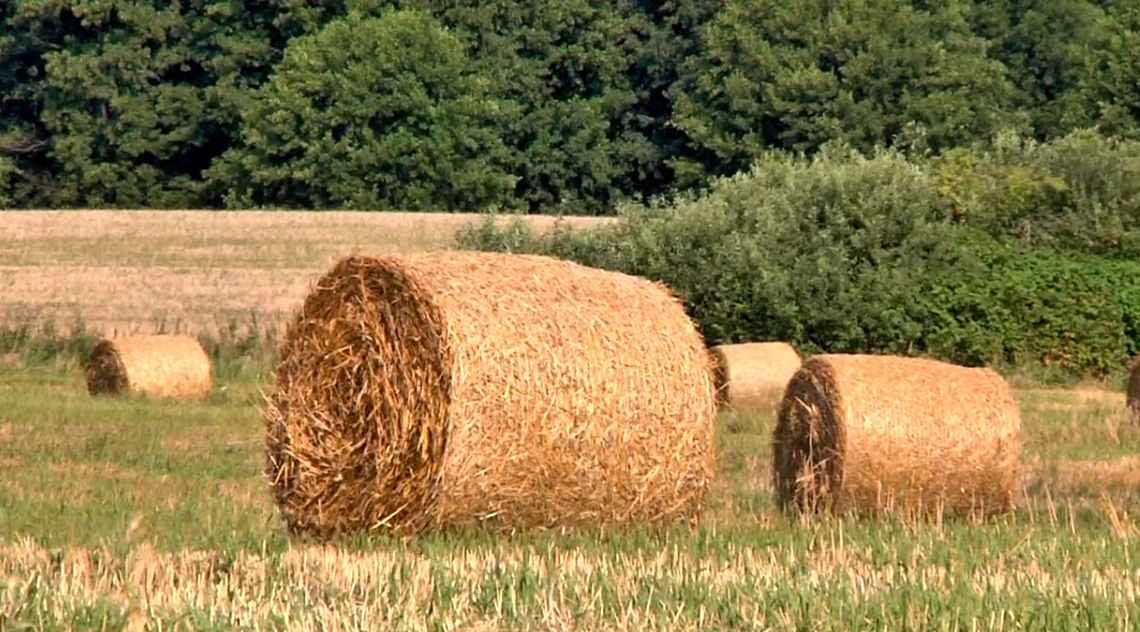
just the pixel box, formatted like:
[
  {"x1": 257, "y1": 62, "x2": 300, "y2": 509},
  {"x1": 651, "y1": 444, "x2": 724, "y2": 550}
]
[
  {"x1": 1, "y1": 535, "x2": 1136, "y2": 629},
  {"x1": 0, "y1": 210, "x2": 615, "y2": 336}
]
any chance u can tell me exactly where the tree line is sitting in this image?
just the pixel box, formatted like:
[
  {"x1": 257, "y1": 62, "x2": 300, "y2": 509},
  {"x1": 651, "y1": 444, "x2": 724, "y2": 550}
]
[{"x1": 2, "y1": 0, "x2": 1138, "y2": 213}]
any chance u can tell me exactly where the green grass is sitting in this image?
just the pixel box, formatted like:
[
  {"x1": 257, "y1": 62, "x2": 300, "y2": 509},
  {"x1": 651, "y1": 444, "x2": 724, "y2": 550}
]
[{"x1": 1, "y1": 353, "x2": 1139, "y2": 630}]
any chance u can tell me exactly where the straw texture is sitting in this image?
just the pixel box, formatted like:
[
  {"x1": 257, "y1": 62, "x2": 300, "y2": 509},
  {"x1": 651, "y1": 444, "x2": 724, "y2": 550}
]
[
  {"x1": 773, "y1": 354, "x2": 1022, "y2": 519},
  {"x1": 711, "y1": 342, "x2": 801, "y2": 412},
  {"x1": 264, "y1": 252, "x2": 717, "y2": 536},
  {"x1": 1128, "y1": 357, "x2": 1140, "y2": 421},
  {"x1": 85, "y1": 335, "x2": 213, "y2": 399}
]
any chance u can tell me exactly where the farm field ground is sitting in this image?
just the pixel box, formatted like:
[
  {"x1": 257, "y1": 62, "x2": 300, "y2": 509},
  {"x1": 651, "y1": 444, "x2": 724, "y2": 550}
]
[
  {"x1": 0, "y1": 211, "x2": 1138, "y2": 629},
  {"x1": 0, "y1": 210, "x2": 610, "y2": 338}
]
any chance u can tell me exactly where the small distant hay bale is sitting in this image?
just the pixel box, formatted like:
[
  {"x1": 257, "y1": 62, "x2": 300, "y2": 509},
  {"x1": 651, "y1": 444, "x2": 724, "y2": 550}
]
[
  {"x1": 264, "y1": 252, "x2": 717, "y2": 537},
  {"x1": 1128, "y1": 356, "x2": 1140, "y2": 421},
  {"x1": 85, "y1": 334, "x2": 213, "y2": 399},
  {"x1": 773, "y1": 354, "x2": 1022, "y2": 519},
  {"x1": 711, "y1": 342, "x2": 801, "y2": 412}
]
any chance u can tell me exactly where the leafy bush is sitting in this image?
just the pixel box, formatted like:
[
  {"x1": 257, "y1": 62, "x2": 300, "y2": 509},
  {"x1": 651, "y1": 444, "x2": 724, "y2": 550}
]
[
  {"x1": 916, "y1": 244, "x2": 1137, "y2": 376},
  {"x1": 462, "y1": 144, "x2": 958, "y2": 349},
  {"x1": 929, "y1": 129, "x2": 1140, "y2": 257},
  {"x1": 460, "y1": 141, "x2": 1140, "y2": 377}
]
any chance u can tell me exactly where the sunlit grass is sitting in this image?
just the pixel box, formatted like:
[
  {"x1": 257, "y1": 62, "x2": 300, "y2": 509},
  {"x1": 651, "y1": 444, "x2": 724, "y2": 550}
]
[{"x1": 1, "y1": 357, "x2": 1138, "y2": 629}]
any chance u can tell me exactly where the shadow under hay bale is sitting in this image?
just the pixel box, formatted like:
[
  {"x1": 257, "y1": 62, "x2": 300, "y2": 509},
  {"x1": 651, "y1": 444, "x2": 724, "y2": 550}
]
[
  {"x1": 711, "y1": 342, "x2": 801, "y2": 413},
  {"x1": 85, "y1": 334, "x2": 213, "y2": 399},
  {"x1": 773, "y1": 354, "x2": 1022, "y2": 520},
  {"x1": 264, "y1": 252, "x2": 717, "y2": 537}
]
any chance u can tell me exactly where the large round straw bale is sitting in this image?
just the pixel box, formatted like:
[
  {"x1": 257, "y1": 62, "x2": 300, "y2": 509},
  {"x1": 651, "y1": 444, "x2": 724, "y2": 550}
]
[
  {"x1": 85, "y1": 334, "x2": 213, "y2": 399},
  {"x1": 773, "y1": 354, "x2": 1021, "y2": 519},
  {"x1": 264, "y1": 252, "x2": 717, "y2": 536},
  {"x1": 711, "y1": 342, "x2": 801, "y2": 412}
]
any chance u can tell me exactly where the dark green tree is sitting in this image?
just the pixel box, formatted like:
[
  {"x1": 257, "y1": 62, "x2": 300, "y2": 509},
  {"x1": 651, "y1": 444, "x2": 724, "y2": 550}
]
[
  {"x1": 671, "y1": 0, "x2": 1025, "y2": 180},
  {"x1": 967, "y1": 0, "x2": 1110, "y2": 139},
  {"x1": 1, "y1": 1, "x2": 85, "y2": 206},
  {"x1": 1082, "y1": 2, "x2": 1140, "y2": 138},
  {"x1": 210, "y1": 9, "x2": 516, "y2": 211},
  {"x1": 0, "y1": 1, "x2": 281, "y2": 207},
  {"x1": 342, "y1": 0, "x2": 724, "y2": 212}
]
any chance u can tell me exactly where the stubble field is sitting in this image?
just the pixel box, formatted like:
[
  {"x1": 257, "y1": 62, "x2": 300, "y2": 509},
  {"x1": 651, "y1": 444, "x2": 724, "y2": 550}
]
[
  {"x1": 0, "y1": 211, "x2": 1138, "y2": 630},
  {"x1": 0, "y1": 210, "x2": 609, "y2": 338}
]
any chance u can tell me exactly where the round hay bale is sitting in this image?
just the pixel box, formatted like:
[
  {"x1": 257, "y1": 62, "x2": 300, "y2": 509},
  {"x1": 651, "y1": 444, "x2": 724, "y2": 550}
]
[
  {"x1": 85, "y1": 334, "x2": 213, "y2": 399},
  {"x1": 264, "y1": 252, "x2": 717, "y2": 536},
  {"x1": 711, "y1": 342, "x2": 801, "y2": 412},
  {"x1": 773, "y1": 354, "x2": 1021, "y2": 519},
  {"x1": 1127, "y1": 356, "x2": 1140, "y2": 422}
]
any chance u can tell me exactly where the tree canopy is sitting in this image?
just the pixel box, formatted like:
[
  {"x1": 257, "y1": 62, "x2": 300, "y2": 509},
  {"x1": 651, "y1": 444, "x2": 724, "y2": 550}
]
[{"x1": 1, "y1": 0, "x2": 1138, "y2": 212}]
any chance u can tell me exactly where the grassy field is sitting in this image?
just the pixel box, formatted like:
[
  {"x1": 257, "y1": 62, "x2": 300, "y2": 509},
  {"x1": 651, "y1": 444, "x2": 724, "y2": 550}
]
[
  {"x1": 0, "y1": 359, "x2": 1138, "y2": 629},
  {"x1": 1, "y1": 211, "x2": 1139, "y2": 629}
]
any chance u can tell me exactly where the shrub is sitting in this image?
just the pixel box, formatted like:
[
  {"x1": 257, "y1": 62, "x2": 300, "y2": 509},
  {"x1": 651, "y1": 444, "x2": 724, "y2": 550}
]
[
  {"x1": 917, "y1": 243, "x2": 1135, "y2": 376},
  {"x1": 929, "y1": 129, "x2": 1140, "y2": 257},
  {"x1": 461, "y1": 144, "x2": 957, "y2": 351},
  {"x1": 460, "y1": 139, "x2": 1140, "y2": 377}
]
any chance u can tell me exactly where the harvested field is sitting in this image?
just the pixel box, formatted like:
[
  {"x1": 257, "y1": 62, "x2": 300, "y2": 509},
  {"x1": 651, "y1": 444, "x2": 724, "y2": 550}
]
[
  {"x1": 1, "y1": 363, "x2": 1138, "y2": 629},
  {"x1": 0, "y1": 211, "x2": 613, "y2": 337},
  {"x1": 2, "y1": 211, "x2": 1139, "y2": 628}
]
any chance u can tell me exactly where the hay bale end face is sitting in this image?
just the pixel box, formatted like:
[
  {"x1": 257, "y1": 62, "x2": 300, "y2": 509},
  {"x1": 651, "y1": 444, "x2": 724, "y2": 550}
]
[
  {"x1": 711, "y1": 342, "x2": 801, "y2": 412},
  {"x1": 773, "y1": 354, "x2": 1022, "y2": 520},
  {"x1": 265, "y1": 252, "x2": 717, "y2": 536},
  {"x1": 85, "y1": 334, "x2": 213, "y2": 399},
  {"x1": 1128, "y1": 357, "x2": 1140, "y2": 421}
]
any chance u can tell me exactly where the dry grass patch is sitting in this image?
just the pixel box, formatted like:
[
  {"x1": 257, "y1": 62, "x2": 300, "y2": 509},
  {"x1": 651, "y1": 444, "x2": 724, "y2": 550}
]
[
  {"x1": 1019, "y1": 387, "x2": 1124, "y2": 413},
  {"x1": 2, "y1": 529, "x2": 1138, "y2": 630},
  {"x1": 0, "y1": 211, "x2": 611, "y2": 268},
  {"x1": 0, "y1": 264, "x2": 315, "y2": 337},
  {"x1": 1025, "y1": 456, "x2": 1140, "y2": 493},
  {"x1": 0, "y1": 211, "x2": 615, "y2": 337}
]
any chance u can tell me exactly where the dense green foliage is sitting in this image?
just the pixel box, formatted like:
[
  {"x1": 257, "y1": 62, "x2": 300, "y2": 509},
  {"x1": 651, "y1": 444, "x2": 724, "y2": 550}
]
[
  {"x1": 0, "y1": 1, "x2": 281, "y2": 207},
  {"x1": 928, "y1": 130, "x2": 1140, "y2": 256},
  {"x1": 3, "y1": 0, "x2": 1140, "y2": 211},
  {"x1": 459, "y1": 132, "x2": 1140, "y2": 376},
  {"x1": 917, "y1": 247, "x2": 1140, "y2": 376},
  {"x1": 670, "y1": 0, "x2": 1025, "y2": 181},
  {"x1": 209, "y1": 10, "x2": 516, "y2": 210}
]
